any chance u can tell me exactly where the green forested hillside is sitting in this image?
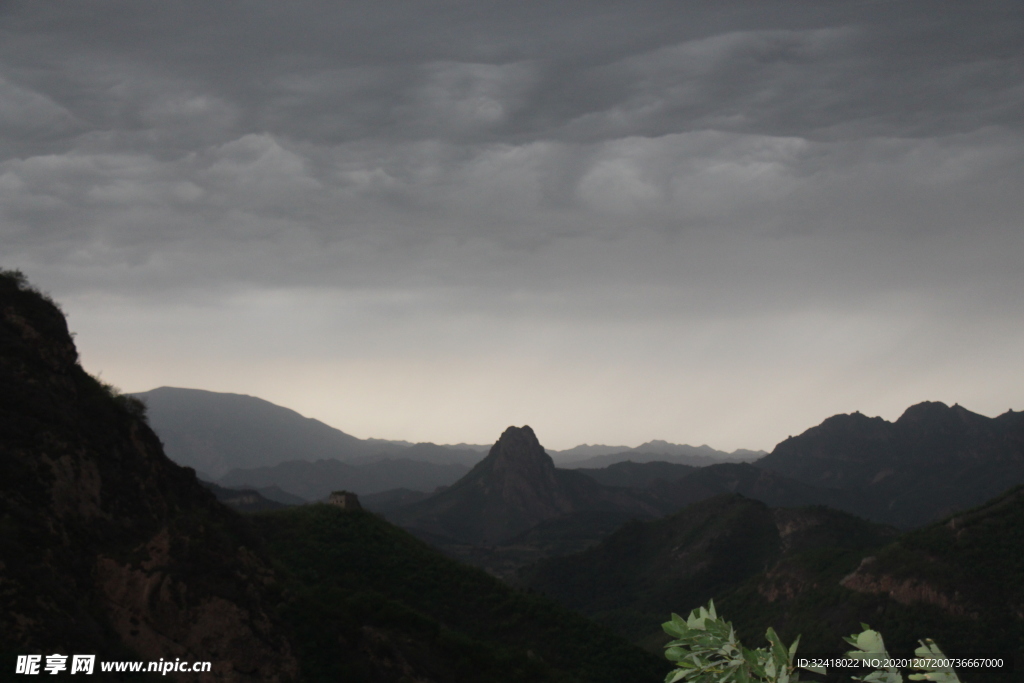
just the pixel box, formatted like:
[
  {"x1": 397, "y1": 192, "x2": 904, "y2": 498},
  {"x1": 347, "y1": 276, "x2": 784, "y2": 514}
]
[{"x1": 251, "y1": 504, "x2": 668, "y2": 683}]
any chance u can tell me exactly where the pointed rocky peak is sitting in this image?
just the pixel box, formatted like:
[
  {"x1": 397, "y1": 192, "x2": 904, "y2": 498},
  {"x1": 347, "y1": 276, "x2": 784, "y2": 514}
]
[{"x1": 485, "y1": 425, "x2": 555, "y2": 476}]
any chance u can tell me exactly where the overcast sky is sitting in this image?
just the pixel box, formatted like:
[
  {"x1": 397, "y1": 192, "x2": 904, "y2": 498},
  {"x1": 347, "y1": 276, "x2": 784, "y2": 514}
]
[{"x1": 2, "y1": 0, "x2": 1022, "y2": 451}]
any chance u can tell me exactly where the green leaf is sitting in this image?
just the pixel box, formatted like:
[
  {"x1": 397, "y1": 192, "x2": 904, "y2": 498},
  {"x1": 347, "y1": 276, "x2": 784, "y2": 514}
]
[
  {"x1": 766, "y1": 627, "x2": 790, "y2": 674},
  {"x1": 666, "y1": 647, "x2": 687, "y2": 662},
  {"x1": 666, "y1": 669, "x2": 688, "y2": 683},
  {"x1": 856, "y1": 629, "x2": 887, "y2": 655},
  {"x1": 907, "y1": 640, "x2": 961, "y2": 682},
  {"x1": 743, "y1": 647, "x2": 767, "y2": 678}
]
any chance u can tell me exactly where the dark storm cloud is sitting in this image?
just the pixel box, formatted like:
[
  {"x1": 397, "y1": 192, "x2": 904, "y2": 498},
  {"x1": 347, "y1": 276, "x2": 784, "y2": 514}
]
[
  {"x1": 2, "y1": 1, "x2": 1020, "y2": 152},
  {"x1": 2, "y1": 0, "x2": 1021, "y2": 449},
  {"x1": 0, "y1": 0, "x2": 1021, "y2": 304}
]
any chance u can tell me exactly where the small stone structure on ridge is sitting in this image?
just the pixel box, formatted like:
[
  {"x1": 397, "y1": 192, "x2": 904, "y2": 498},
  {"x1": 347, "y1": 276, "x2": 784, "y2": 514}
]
[{"x1": 328, "y1": 490, "x2": 362, "y2": 510}]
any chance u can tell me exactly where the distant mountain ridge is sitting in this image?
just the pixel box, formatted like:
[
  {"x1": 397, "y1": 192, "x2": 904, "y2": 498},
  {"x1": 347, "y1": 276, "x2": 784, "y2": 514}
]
[
  {"x1": 136, "y1": 387, "x2": 762, "y2": 481},
  {"x1": 133, "y1": 386, "x2": 486, "y2": 478},
  {"x1": 553, "y1": 441, "x2": 763, "y2": 467},
  {"x1": 561, "y1": 448, "x2": 762, "y2": 469}
]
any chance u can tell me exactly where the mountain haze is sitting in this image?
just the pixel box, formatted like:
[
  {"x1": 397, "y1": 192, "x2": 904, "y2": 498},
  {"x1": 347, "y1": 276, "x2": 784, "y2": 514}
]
[
  {"x1": 135, "y1": 386, "x2": 485, "y2": 480},
  {"x1": 555, "y1": 443, "x2": 763, "y2": 468},
  {"x1": 134, "y1": 387, "x2": 366, "y2": 478},
  {"x1": 2, "y1": 269, "x2": 669, "y2": 682}
]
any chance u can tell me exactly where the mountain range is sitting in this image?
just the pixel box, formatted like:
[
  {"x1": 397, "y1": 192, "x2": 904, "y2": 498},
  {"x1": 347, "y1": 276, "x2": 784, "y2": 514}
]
[
  {"x1": 0, "y1": 269, "x2": 670, "y2": 682},
  {"x1": 6, "y1": 267, "x2": 1024, "y2": 682},
  {"x1": 372, "y1": 403, "x2": 1024, "y2": 580},
  {"x1": 756, "y1": 402, "x2": 1024, "y2": 528},
  {"x1": 135, "y1": 386, "x2": 758, "y2": 499}
]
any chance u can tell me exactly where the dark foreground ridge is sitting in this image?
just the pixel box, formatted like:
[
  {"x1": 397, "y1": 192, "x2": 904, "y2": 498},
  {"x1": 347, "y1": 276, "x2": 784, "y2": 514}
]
[{"x1": 0, "y1": 271, "x2": 298, "y2": 679}]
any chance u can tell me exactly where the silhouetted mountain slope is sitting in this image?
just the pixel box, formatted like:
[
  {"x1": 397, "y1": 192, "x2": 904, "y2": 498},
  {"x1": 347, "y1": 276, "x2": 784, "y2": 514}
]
[
  {"x1": 134, "y1": 386, "x2": 366, "y2": 478},
  {"x1": 0, "y1": 271, "x2": 297, "y2": 680},
  {"x1": 756, "y1": 402, "x2": 1024, "y2": 528},
  {"x1": 251, "y1": 504, "x2": 668, "y2": 683},
  {"x1": 219, "y1": 458, "x2": 470, "y2": 500},
  {"x1": 134, "y1": 387, "x2": 484, "y2": 479},
  {"x1": 520, "y1": 495, "x2": 897, "y2": 647},
  {"x1": 391, "y1": 426, "x2": 659, "y2": 545}
]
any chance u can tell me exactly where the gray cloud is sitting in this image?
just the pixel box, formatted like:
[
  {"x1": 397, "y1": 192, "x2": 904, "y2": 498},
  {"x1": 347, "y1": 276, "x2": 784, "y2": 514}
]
[{"x1": 1, "y1": 0, "x2": 1021, "y2": 448}]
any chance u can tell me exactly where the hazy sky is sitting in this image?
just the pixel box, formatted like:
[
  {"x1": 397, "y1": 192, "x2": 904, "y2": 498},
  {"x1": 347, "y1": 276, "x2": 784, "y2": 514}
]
[{"x1": 2, "y1": 0, "x2": 1022, "y2": 451}]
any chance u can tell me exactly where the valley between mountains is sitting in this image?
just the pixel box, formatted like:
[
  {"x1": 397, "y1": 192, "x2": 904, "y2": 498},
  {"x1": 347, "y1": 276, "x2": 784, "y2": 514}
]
[{"x1": 3, "y1": 269, "x2": 1023, "y2": 682}]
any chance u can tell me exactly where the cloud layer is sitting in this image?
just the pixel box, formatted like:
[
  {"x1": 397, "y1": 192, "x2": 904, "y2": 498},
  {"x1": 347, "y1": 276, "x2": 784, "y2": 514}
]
[{"x1": 2, "y1": 0, "x2": 1021, "y2": 449}]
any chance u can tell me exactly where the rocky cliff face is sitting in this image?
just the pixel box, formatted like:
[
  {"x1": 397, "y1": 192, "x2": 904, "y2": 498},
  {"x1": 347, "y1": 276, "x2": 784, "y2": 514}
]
[
  {"x1": 392, "y1": 426, "x2": 657, "y2": 545},
  {"x1": 0, "y1": 272, "x2": 297, "y2": 681}
]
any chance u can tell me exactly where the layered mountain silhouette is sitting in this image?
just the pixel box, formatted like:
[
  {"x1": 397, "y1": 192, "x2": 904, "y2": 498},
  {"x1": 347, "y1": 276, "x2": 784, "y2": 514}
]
[
  {"x1": 134, "y1": 386, "x2": 367, "y2": 478},
  {"x1": 391, "y1": 426, "x2": 660, "y2": 545},
  {"x1": 558, "y1": 444, "x2": 762, "y2": 468},
  {"x1": 135, "y1": 386, "x2": 485, "y2": 479},
  {"x1": 756, "y1": 402, "x2": 1024, "y2": 528},
  {"x1": 1, "y1": 270, "x2": 667, "y2": 682},
  {"x1": 383, "y1": 403, "x2": 1024, "y2": 576}
]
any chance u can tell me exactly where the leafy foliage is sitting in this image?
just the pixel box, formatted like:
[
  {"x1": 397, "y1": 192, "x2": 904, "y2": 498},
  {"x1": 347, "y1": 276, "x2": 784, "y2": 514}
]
[
  {"x1": 662, "y1": 600, "x2": 811, "y2": 683},
  {"x1": 662, "y1": 602, "x2": 965, "y2": 683}
]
